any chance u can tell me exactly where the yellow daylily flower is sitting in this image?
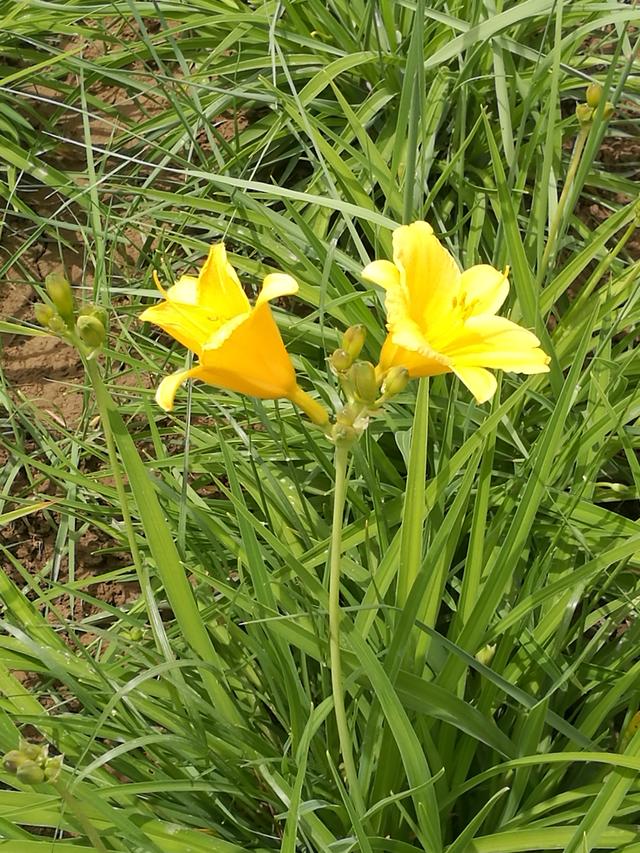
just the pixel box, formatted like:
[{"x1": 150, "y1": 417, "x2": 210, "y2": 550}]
[
  {"x1": 362, "y1": 221, "x2": 550, "y2": 403},
  {"x1": 140, "y1": 244, "x2": 328, "y2": 425}
]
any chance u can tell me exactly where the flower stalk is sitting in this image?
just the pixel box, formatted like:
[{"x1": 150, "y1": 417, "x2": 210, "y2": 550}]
[
  {"x1": 539, "y1": 83, "x2": 615, "y2": 281},
  {"x1": 328, "y1": 440, "x2": 365, "y2": 814}
]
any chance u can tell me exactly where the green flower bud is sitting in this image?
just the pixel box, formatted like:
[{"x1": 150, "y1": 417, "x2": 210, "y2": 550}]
[
  {"x1": 16, "y1": 760, "x2": 45, "y2": 785},
  {"x1": 586, "y1": 82, "x2": 603, "y2": 109},
  {"x1": 329, "y1": 348, "x2": 352, "y2": 373},
  {"x1": 45, "y1": 272, "x2": 74, "y2": 324},
  {"x1": 381, "y1": 366, "x2": 410, "y2": 399},
  {"x1": 3, "y1": 750, "x2": 28, "y2": 773},
  {"x1": 475, "y1": 644, "x2": 496, "y2": 667},
  {"x1": 20, "y1": 739, "x2": 46, "y2": 761},
  {"x1": 341, "y1": 325, "x2": 366, "y2": 359},
  {"x1": 44, "y1": 755, "x2": 63, "y2": 782},
  {"x1": 575, "y1": 103, "x2": 593, "y2": 126},
  {"x1": 34, "y1": 303, "x2": 54, "y2": 327},
  {"x1": 351, "y1": 361, "x2": 378, "y2": 404},
  {"x1": 76, "y1": 314, "x2": 106, "y2": 350},
  {"x1": 80, "y1": 304, "x2": 108, "y2": 328},
  {"x1": 48, "y1": 314, "x2": 68, "y2": 335}
]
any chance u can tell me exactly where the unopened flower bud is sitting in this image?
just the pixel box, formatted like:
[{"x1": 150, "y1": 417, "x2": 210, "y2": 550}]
[
  {"x1": 20, "y1": 740, "x2": 46, "y2": 761},
  {"x1": 80, "y1": 304, "x2": 108, "y2": 328},
  {"x1": 351, "y1": 361, "x2": 378, "y2": 403},
  {"x1": 575, "y1": 103, "x2": 593, "y2": 126},
  {"x1": 586, "y1": 83, "x2": 603, "y2": 109},
  {"x1": 3, "y1": 750, "x2": 27, "y2": 773},
  {"x1": 45, "y1": 272, "x2": 74, "y2": 324},
  {"x1": 48, "y1": 314, "x2": 68, "y2": 335},
  {"x1": 381, "y1": 366, "x2": 410, "y2": 398},
  {"x1": 475, "y1": 644, "x2": 496, "y2": 667},
  {"x1": 16, "y1": 760, "x2": 45, "y2": 785},
  {"x1": 76, "y1": 314, "x2": 106, "y2": 350},
  {"x1": 44, "y1": 755, "x2": 63, "y2": 782},
  {"x1": 329, "y1": 348, "x2": 352, "y2": 373},
  {"x1": 34, "y1": 303, "x2": 54, "y2": 327},
  {"x1": 342, "y1": 325, "x2": 366, "y2": 359}
]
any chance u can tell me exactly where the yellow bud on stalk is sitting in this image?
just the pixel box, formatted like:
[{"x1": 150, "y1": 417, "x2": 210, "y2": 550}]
[
  {"x1": 45, "y1": 272, "x2": 74, "y2": 325},
  {"x1": 341, "y1": 324, "x2": 366, "y2": 359},
  {"x1": 381, "y1": 366, "x2": 409, "y2": 399},
  {"x1": 351, "y1": 361, "x2": 378, "y2": 404},
  {"x1": 80, "y1": 304, "x2": 108, "y2": 328},
  {"x1": 575, "y1": 103, "x2": 593, "y2": 126},
  {"x1": 586, "y1": 82, "x2": 603, "y2": 109},
  {"x1": 34, "y1": 303, "x2": 54, "y2": 327},
  {"x1": 3, "y1": 750, "x2": 27, "y2": 773},
  {"x1": 16, "y1": 760, "x2": 45, "y2": 785},
  {"x1": 76, "y1": 314, "x2": 106, "y2": 350},
  {"x1": 20, "y1": 740, "x2": 46, "y2": 761},
  {"x1": 44, "y1": 755, "x2": 63, "y2": 782},
  {"x1": 329, "y1": 348, "x2": 352, "y2": 373}
]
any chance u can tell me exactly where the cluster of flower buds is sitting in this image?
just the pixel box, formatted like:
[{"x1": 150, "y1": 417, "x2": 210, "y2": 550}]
[
  {"x1": 576, "y1": 83, "x2": 614, "y2": 126},
  {"x1": 34, "y1": 272, "x2": 107, "y2": 355},
  {"x1": 328, "y1": 325, "x2": 409, "y2": 444},
  {"x1": 3, "y1": 739, "x2": 63, "y2": 785}
]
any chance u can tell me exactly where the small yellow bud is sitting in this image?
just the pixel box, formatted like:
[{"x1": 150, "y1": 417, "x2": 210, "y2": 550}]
[
  {"x1": 475, "y1": 644, "x2": 496, "y2": 667},
  {"x1": 47, "y1": 315, "x2": 68, "y2": 335},
  {"x1": 586, "y1": 82, "x2": 603, "y2": 109},
  {"x1": 80, "y1": 304, "x2": 108, "y2": 327},
  {"x1": 16, "y1": 760, "x2": 45, "y2": 785},
  {"x1": 575, "y1": 103, "x2": 593, "y2": 126},
  {"x1": 351, "y1": 361, "x2": 379, "y2": 404},
  {"x1": 44, "y1": 755, "x2": 63, "y2": 782},
  {"x1": 3, "y1": 750, "x2": 27, "y2": 773},
  {"x1": 34, "y1": 303, "x2": 54, "y2": 327},
  {"x1": 76, "y1": 314, "x2": 106, "y2": 350},
  {"x1": 329, "y1": 348, "x2": 352, "y2": 373},
  {"x1": 381, "y1": 366, "x2": 410, "y2": 398},
  {"x1": 20, "y1": 740, "x2": 46, "y2": 761},
  {"x1": 45, "y1": 272, "x2": 74, "y2": 324},
  {"x1": 341, "y1": 325, "x2": 366, "y2": 359}
]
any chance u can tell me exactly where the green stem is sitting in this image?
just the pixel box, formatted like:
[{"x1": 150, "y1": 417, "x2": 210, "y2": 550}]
[
  {"x1": 539, "y1": 123, "x2": 590, "y2": 281},
  {"x1": 329, "y1": 442, "x2": 365, "y2": 814}
]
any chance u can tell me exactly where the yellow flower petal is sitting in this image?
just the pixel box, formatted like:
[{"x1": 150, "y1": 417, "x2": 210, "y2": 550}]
[
  {"x1": 443, "y1": 315, "x2": 543, "y2": 357},
  {"x1": 392, "y1": 221, "x2": 460, "y2": 331},
  {"x1": 198, "y1": 244, "x2": 251, "y2": 316},
  {"x1": 453, "y1": 349, "x2": 550, "y2": 373},
  {"x1": 200, "y1": 303, "x2": 297, "y2": 399},
  {"x1": 361, "y1": 260, "x2": 401, "y2": 291},
  {"x1": 155, "y1": 366, "x2": 203, "y2": 411},
  {"x1": 166, "y1": 274, "x2": 199, "y2": 305},
  {"x1": 453, "y1": 366, "x2": 498, "y2": 404},
  {"x1": 256, "y1": 273, "x2": 299, "y2": 307},
  {"x1": 458, "y1": 265, "x2": 510, "y2": 317},
  {"x1": 379, "y1": 334, "x2": 450, "y2": 378},
  {"x1": 140, "y1": 300, "x2": 217, "y2": 355}
]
